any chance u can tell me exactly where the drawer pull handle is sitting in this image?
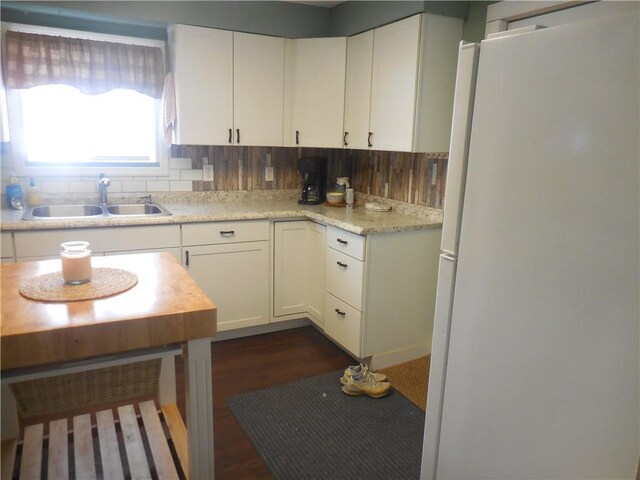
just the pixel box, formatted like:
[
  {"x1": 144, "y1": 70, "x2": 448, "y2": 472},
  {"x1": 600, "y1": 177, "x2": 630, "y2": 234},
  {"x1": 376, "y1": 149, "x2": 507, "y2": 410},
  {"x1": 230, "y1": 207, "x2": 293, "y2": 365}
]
[
  {"x1": 337, "y1": 261, "x2": 348, "y2": 268},
  {"x1": 185, "y1": 250, "x2": 190, "y2": 266},
  {"x1": 335, "y1": 308, "x2": 346, "y2": 317},
  {"x1": 228, "y1": 128, "x2": 233, "y2": 144},
  {"x1": 220, "y1": 230, "x2": 235, "y2": 236},
  {"x1": 236, "y1": 128, "x2": 240, "y2": 144},
  {"x1": 336, "y1": 238, "x2": 348, "y2": 245}
]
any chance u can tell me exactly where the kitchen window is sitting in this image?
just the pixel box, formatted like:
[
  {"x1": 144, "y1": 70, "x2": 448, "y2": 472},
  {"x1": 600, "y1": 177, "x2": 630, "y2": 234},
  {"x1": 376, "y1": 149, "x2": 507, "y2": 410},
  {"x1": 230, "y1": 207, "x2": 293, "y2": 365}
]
[{"x1": 2, "y1": 23, "x2": 169, "y2": 176}]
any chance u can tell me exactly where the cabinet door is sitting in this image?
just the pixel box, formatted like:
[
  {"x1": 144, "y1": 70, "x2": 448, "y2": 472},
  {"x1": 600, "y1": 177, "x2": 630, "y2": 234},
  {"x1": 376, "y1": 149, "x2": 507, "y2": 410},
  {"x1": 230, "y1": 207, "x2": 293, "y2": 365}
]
[
  {"x1": 369, "y1": 15, "x2": 421, "y2": 152},
  {"x1": 306, "y1": 222, "x2": 326, "y2": 323},
  {"x1": 171, "y1": 25, "x2": 233, "y2": 145},
  {"x1": 273, "y1": 222, "x2": 309, "y2": 317},
  {"x1": 234, "y1": 32, "x2": 285, "y2": 147},
  {"x1": 186, "y1": 242, "x2": 269, "y2": 332},
  {"x1": 293, "y1": 37, "x2": 347, "y2": 148},
  {"x1": 343, "y1": 30, "x2": 374, "y2": 150},
  {"x1": 273, "y1": 221, "x2": 326, "y2": 325}
]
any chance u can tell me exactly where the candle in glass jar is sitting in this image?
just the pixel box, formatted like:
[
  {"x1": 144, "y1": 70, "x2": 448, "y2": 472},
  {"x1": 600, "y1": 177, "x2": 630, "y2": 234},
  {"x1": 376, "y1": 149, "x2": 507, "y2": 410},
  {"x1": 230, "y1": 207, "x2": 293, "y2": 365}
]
[{"x1": 61, "y1": 241, "x2": 92, "y2": 285}]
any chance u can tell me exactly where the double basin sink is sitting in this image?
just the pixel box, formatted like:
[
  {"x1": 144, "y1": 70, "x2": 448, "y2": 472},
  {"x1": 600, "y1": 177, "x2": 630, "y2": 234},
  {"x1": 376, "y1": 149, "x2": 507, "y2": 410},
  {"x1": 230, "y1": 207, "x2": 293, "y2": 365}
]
[{"x1": 22, "y1": 203, "x2": 172, "y2": 220}]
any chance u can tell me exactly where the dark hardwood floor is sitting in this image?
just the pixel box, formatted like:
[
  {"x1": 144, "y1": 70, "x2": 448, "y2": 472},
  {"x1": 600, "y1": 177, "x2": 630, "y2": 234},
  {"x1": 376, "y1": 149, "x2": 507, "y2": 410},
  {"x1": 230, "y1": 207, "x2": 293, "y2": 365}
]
[{"x1": 175, "y1": 325, "x2": 356, "y2": 479}]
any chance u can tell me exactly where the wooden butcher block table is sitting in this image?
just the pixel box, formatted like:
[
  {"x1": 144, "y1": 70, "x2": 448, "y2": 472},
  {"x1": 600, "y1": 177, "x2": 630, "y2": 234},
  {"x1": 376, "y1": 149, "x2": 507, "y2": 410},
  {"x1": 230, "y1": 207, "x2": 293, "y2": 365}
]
[{"x1": 1, "y1": 252, "x2": 217, "y2": 479}]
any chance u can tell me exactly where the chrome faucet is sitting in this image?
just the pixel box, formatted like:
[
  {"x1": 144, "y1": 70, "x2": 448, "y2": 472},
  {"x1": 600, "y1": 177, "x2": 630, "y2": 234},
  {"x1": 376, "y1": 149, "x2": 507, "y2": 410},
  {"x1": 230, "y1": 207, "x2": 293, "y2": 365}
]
[{"x1": 98, "y1": 173, "x2": 110, "y2": 206}]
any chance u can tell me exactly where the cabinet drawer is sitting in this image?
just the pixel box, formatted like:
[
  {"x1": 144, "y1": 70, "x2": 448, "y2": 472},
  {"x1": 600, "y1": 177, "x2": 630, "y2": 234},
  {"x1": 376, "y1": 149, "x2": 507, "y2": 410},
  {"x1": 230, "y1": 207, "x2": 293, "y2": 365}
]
[
  {"x1": 326, "y1": 248, "x2": 364, "y2": 311},
  {"x1": 106, "y1": 247, "x2": 181, "y2": 263},
  {"x1": 324, "y1": 293, "x2": 362, "y2": 357},
  {"x1": 14, "y1": 225, "x2": 181, "y2": 258},
  {"x1": 182, "y1": 220, "x2": 269, "y2": 246},
  {"x1": 326, "y1": 226, "x2": 365, "y2": 260}
]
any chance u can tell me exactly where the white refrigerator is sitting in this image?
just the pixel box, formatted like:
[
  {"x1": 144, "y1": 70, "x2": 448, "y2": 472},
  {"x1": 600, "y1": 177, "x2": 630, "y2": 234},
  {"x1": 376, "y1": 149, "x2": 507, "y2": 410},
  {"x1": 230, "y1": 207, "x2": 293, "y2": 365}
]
[{"x1": 421, "y1": 9, "x2": 639, "y2": 480}]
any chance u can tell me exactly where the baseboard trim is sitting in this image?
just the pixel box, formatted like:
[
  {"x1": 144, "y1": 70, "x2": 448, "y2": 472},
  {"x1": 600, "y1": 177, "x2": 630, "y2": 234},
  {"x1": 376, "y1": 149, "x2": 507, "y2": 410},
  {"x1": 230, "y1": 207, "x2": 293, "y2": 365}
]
[
  {"x1": 213, "y1": 318, "x2": 312, "y2": 342},
  {"x1": 369, "y1": 341, "x2": 431, "y2": 370},
  {"x1": 212, "y1": 320, "x2": 431, "y2": 372}
]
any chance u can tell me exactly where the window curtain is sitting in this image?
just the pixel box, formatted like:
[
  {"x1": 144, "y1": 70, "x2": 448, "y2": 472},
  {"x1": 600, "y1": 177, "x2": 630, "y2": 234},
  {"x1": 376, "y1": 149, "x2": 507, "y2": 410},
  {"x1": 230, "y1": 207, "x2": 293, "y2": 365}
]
[{"x1": 2, "y1": 30, "x2": 165, "y2": 99}]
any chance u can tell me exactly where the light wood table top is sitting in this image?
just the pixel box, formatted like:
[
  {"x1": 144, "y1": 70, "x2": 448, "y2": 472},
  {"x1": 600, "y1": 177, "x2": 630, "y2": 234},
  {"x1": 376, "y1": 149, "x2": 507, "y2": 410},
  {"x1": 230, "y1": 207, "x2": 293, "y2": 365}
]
[{"x1": 1, "y1": 252, "x2": 217, "y2": 370}]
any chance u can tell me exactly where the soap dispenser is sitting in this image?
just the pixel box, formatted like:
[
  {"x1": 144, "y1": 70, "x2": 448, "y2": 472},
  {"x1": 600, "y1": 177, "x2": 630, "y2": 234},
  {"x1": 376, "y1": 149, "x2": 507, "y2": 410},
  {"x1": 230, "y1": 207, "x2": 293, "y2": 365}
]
[{"x1": 27, "y1": 178, "x2": 42, "y2": 207}]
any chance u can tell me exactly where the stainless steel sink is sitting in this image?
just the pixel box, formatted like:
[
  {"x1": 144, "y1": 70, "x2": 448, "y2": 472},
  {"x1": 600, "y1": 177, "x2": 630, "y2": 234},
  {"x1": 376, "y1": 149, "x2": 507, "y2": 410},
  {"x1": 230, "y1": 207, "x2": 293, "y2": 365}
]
[
  {"x1": 106, "y1": 204, "x2": 171, "y2": 216},
  {"x1": 22, "y1": 203, "x2": 171, "y2": 220},
  {"x1": 24, "y1": 204, "x2": 105, "y2": 219}
]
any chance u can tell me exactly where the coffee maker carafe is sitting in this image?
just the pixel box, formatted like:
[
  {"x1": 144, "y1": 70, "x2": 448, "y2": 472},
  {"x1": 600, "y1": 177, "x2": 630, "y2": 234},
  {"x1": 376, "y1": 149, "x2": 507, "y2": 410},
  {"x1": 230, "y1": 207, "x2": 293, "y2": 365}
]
[{"x1": 298, "y1": 156, "x2": 327, "y2": 205}]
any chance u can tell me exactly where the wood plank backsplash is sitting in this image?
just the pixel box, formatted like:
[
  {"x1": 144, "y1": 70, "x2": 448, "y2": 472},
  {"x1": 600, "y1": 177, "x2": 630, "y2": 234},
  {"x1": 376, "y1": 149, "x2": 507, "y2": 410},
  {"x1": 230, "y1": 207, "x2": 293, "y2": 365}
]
[{"x1": 171, "y1": 145, "x2": 448, "y2": 209}]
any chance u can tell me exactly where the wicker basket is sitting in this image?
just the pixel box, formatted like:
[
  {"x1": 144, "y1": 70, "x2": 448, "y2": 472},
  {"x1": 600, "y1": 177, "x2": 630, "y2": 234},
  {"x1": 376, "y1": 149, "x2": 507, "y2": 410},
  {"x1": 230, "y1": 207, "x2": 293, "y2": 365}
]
[{"x1": 10, "y1": 359, "x2": 161, "y2": 419}]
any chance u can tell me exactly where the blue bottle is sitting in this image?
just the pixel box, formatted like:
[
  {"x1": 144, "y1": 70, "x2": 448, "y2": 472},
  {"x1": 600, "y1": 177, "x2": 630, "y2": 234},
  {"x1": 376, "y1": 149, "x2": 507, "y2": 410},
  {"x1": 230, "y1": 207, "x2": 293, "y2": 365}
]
[{"x1": 6, "y1": 174, "x2": 23, "y2": 210}]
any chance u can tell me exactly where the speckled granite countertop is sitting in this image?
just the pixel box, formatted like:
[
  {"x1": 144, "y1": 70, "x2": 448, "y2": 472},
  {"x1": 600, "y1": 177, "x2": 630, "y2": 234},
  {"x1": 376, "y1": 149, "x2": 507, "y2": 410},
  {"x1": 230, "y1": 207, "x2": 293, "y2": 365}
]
[{"x1": 0, "y1": 191, "x2": 443, "y2": 236}]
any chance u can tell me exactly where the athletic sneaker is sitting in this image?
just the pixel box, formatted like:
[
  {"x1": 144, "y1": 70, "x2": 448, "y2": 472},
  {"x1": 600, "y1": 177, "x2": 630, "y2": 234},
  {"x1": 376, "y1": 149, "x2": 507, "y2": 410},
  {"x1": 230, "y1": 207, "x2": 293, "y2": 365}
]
[
  {"x1": 339, "y1": 363, "x2": 387, "y2": 386},
  {"x1": 341, "y1": 371, "x2": 392, "y2": 399}
]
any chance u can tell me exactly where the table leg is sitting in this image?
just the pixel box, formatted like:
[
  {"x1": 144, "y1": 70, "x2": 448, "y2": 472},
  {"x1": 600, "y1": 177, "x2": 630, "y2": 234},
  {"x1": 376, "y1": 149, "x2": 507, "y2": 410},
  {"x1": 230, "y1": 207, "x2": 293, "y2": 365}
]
[{"x1": 185, "y1": 337, "x2": 215, "y2": 479}]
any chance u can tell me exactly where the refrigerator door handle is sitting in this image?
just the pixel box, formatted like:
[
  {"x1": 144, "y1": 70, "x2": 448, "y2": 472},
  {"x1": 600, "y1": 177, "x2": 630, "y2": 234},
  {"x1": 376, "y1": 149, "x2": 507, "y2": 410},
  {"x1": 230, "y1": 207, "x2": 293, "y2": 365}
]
[
  {"x1": 440, "y1": 42, "x2": 480, "y2": 255},
  {"x1": 421, "y1": 254, "x2": 458, "y2": 479}
]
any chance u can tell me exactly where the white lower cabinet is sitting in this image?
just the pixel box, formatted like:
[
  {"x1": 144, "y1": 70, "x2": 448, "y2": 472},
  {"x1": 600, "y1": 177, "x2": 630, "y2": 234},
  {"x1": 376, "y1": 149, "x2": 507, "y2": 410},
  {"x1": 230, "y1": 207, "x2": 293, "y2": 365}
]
[
  {"x1": 183, "y1": 221, "x2": 270, "y2": 332},
  {"x1": 5, "y1": 216, "x2": 441, "y2": 365},
  {"x1": 324, "y1": 227, "x2": 365, "y2": 357},
  {"x1": 323, "y1": 225, "x2": 442, "y2": 368},
  {"x1": 273, "y1": 220, "x2": 325, "y2": 326}
]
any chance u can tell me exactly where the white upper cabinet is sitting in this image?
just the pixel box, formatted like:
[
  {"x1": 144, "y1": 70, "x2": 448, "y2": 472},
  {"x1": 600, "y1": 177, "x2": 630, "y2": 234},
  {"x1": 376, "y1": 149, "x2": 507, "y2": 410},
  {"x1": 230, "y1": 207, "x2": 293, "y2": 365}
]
[
  {"x1": 369, "y1": 15, "x2": 422, "y2": 152},
  {"x1": 412, "y1": 14, "x2": 464, "y2": 152},
  {"x1": 169, "y1": 25, "x2": 285, "y2": 146},
  {"x1": 169, "y1": 25, "x2": 234, "y2": 146},
  {"x1": 291, "y1": 37, "x2": 347, "y2": 148},
  {"x1": 346, "y1": 14, "x2": 463, "y2": 153},
  {"x1": 233, "y1": 32, "x2": 285, "y2": 146},
  {"x1": 343, "y1": 30, "x2": 374, "y2": 150},
  {"x1": 169, "y1": 14, "x2": 460, "y2": 151}
]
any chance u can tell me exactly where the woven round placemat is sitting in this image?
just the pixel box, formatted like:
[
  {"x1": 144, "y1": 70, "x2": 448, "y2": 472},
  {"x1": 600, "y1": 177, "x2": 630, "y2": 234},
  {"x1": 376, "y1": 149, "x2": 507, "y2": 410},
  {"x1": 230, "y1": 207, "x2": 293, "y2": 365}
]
[{"x1": 19, "y1": 268, "x2": 138, "y2": 303}]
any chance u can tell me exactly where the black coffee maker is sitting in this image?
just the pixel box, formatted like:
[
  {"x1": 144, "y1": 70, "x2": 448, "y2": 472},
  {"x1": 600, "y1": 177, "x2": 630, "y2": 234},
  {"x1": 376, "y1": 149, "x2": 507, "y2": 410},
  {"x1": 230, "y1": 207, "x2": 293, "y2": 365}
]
[{"x1": 298, "y1": 156, "x2": 327, "y2": 205}]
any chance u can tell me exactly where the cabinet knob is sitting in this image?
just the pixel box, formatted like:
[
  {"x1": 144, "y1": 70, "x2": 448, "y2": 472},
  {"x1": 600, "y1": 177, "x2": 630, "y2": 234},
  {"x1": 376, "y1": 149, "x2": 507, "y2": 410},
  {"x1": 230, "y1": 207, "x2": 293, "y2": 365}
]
[
  {"x1": 368, "y1": 132, "x2": 373, "y2": 148},
  {"x1": 337, "y1": 261, "x2": 348, "y2": 268},
  {"x1": 343, "y1": 131, "x2": 349, "y2": 146},
  {"x1": 335, "y1": 308, "x2": 346, "y2": 317},
  {"x1": 228, "y1": 128, "x2": 233, "y2": 144}
]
